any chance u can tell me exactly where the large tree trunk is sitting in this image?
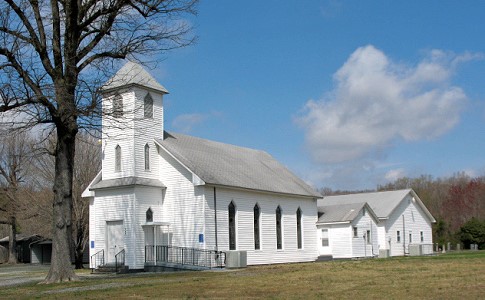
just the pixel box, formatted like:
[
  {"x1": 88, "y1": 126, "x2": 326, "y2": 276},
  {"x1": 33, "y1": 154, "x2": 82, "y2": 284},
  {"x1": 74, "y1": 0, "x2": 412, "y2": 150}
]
[
  {"x1": 43, "y1": 124, "x2": 78, "y2": 283},
  {"x1": 7, "y1": 215, "x2": 17, "y2": 264}
]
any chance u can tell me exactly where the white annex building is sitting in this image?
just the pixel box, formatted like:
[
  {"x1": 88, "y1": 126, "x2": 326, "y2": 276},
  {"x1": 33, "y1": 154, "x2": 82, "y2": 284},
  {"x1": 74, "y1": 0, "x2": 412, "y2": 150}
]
[
  {"x1": 82, "y1": 62, "x2": 322, "y2": 271},
  {"x1": 317, "y1": 189, "x2": 436, "y2": 258}
]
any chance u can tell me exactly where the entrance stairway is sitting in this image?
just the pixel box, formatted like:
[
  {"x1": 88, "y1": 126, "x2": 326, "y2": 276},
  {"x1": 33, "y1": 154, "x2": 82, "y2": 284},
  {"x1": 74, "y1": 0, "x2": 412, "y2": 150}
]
[{"x1": 90, "y1": 249, "x2": 127, "y2": 274}]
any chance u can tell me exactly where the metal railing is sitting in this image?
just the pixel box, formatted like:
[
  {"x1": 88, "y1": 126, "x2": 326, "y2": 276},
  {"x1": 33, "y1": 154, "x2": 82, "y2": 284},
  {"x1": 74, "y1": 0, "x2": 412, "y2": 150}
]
[
  {"x1": 90, "y1": 249, "x2": 104, "y2": 273},
  {"x1": 145, "y1": 245, "x2": 225, "y2": 269},
  {"x1": 115, "y1": 249, "x2": 125, "y2": 273}
]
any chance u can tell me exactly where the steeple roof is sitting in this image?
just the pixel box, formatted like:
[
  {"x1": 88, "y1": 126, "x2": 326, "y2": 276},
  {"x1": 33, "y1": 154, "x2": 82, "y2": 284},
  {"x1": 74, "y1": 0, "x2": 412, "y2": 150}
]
[{"x1": 101, "y1": 61, "x2": 169, "y2": 94}]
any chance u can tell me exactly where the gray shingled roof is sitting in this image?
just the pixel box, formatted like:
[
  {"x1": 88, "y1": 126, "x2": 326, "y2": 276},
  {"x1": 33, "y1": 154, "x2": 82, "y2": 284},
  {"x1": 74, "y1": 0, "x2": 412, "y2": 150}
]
[
  {"x1": 101, "y1": 61, "x2": 169, "y2": 94},
  {"x1": 90, "y1": 176, "x2": 166, "y2": 190},
  {"x1": 317, "y1": 202, "x2": 366, "y2": 223},
  {"x1": 155, "y1": 132, "x2": 321, "y2": 198},
  {"x1": 317, "y1": 189, "x2": 435, "y2": 222}
]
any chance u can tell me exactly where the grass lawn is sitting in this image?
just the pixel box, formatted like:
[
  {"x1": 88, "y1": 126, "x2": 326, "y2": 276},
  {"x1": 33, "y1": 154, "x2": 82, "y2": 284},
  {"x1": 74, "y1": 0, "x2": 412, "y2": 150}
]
[{"x1": 1, "y1": 251, "x2": 484, "y2": 299}]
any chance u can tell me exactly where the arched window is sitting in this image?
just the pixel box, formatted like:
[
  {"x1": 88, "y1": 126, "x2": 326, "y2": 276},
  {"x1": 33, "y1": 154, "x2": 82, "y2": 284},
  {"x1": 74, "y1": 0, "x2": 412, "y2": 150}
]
[
  {"x1": 296, "y1": 208, "x2": 302, "y2": 249},
  {"x1": 254, "y1": 204, "x2": 260, "y2": 250},
  {"x1": 228, "y1": 201, "x2": 236, "y2": 250},
  {"x1": 115, "y1": 145, "x2": 121, "y2": 172},
  {"x1": 276, "y1": 206, "x2": 282, "y2": 250},
  {"x1": 144, "y1": 93, "x2": 153, "y2": 118},
  {"x1": 146, "y1": 208, "x2": 153, "y2": 222},
  {"x1": 113, "y1": 94, "x2": 123, "y2": 118},
  {"x1": 144, "y1": 143, "x2": 150, "y2": 170}
]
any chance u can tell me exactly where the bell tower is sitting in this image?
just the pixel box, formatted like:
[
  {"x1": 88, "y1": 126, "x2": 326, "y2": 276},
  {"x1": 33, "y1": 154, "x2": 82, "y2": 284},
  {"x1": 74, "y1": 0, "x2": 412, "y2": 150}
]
[{"x1": 100, "y1": 61, "x2": 169, "y2": 181}]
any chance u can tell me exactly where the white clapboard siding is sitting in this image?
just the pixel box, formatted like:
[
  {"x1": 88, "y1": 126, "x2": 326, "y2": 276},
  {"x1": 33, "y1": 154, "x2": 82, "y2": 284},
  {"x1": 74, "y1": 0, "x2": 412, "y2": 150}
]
[
  {"x1": 158, "y1": 146, "x2": 206, "y2": 249},
  {"x1": 90, "y1": 187, "x2": 135, "y2": 266},
  {"x1": 385, "y1": 194, "x2": 434, "y2": 256},
  {"x1": 101, "y1": 89, "x2": 136, "y2": 180},
  {"x1": 350, "y1": 212, "x2": 379, "y2": 258},
  {"x1": 204, "y1": 187, "x2": 318, "y2": 265},
  {"x1": 328, "y1": 225, "x2": 352, "y2": 259},
  {"x1": 132, "y1": 87, "x2": 164, "y2": 180},
  {"x1": 88, "y1": 197, "x2": 96, "y2": 268},
  {"x1": 132, "y1": 186, "x2": 164, "y2": 269}
]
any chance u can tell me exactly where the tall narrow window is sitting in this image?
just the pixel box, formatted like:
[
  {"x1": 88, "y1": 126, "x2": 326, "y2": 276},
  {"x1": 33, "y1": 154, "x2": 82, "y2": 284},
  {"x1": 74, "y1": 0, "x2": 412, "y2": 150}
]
[
  {"x1": 397, "y1": 230, "x2": 401, "y2": 243},
  {"x1": 296, "y1": 208, "x2": 302, "y2": 249},
  {"x1": 144, "y1": 93, "x2": 153, "y2": 118},
  {"x1": 420, "y1": 231, "x2": 424, "y2": 242},
  {"x1": 144, "y1": 144, "x2": 150, "y2": 170},
  {"x1": 366, "y1": 230, "x2": 371, "y2": 244},
  {"x1": 409, "y1": 232, "x2": 412, "y2": 243},
  {"x1": 254, "y1": 204, "x2": 260, "y2": 250},
  {"x1": 276, "y1": 206, "x2": 282, "y2": 250},
  {"x1": 146, "y1": 208, "x2": 153, "y2": 222},
  {"x1": 115, "y1": 145, "x2": 121, "y2": 172},
  {"x1": 353, "y1": 226, "x2": 358, "y2": 238},
  {"x1": 228, "y1": 201, "x2": 236, "y2": 250},
  {"x1": 113, "y1": 94, "x2": 123, "y2": 117}
]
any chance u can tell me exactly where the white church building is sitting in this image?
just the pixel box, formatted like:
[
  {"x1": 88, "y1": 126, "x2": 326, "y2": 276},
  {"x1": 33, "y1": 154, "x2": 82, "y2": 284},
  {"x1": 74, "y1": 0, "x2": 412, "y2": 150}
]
[{"x1": 82, "y1": 62, "x2": 322, "y2": 271}]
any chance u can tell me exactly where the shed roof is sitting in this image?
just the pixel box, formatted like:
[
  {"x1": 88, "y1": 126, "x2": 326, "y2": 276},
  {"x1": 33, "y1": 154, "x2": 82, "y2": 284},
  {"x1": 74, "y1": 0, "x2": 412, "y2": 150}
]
[
  {"x1": 155, "y1": 132, "x2": 321, "y2": 198},
  {"x1": 101, "y1": 61, "x2": 169, "y2": 94},
  {"x1": 90, "y1": 176, "x2": 166, "y2": 190}
]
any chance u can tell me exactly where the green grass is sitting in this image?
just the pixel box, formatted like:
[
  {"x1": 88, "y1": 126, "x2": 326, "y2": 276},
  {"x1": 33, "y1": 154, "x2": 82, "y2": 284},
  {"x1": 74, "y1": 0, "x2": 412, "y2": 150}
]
[{"x1": 2, "y1": 251, "x2": 485, "y2": 299}]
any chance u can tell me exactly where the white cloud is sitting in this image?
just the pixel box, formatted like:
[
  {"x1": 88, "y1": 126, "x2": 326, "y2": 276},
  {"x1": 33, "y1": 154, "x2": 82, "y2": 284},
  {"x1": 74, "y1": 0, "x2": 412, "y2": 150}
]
[
  {"x1": 171, "y1": 111, "x2": 222, "y2": 133},
  {"x1": 385, "y1": 168, "x2": 407, "y2": 182},
  {"x1": 171, "y1": 113, "x2": 208, "y2": 133},
  {"x1": 296, "y1": 45, "x2": 471, "y2": 165}
]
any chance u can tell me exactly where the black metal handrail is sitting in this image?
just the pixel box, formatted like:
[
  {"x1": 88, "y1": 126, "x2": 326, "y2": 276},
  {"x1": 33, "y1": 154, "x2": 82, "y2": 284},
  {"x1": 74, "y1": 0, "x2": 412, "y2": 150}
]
[
  {"x1": 145, "y1": 245, "x2": 225, "y2": 269},
  {"x1": 115, "y1": 249, "x2": 125, "y2": 273},
  {"x1": 90, "y1": 249, "x2": 104, "y2": 273}
]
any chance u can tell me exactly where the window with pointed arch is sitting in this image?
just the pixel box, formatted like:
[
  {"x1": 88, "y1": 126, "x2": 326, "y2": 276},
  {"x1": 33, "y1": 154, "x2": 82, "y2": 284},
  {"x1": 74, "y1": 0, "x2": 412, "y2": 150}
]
[
  {"x1": 254, "y1": 204, "x2": 261, "y2": 250},
  {"x1": 144, "y1": 143, "x2": 150, "y2": 170},
  {"x1": 115, "y1": 145, "x2": 121, "y2": 172},
  {"x1": 296, "y1": 207, "x2": 302, "y2": 249},
  {"x1": 228, "y1": 201, "x2": 236, "y2": 250},
  {"x1": 276, "y1": 205, "x2": 282, "y2": 250},
  {"x1": 112, "y1": 94, "x2": 123, "y2": 118},
  {"x1": 146, "y1": 208, "x2": 153, "y2": 222},
  {"x1": 144, "y1": 93, "x2": 153, "y2": 118}
]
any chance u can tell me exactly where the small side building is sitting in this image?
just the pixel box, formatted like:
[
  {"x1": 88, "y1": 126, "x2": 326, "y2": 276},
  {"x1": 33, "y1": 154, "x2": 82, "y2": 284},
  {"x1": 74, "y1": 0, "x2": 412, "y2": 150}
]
[
  {"x1": 317, "y1": 202, "x2": 379, "y2": 259},
  {"x1": 318, "y1": 189, "x2": 436, "y2": 257}
]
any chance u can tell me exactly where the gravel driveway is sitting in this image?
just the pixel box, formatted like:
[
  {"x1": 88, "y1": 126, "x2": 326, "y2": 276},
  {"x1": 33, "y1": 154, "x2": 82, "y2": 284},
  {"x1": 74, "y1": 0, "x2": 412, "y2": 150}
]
[{"x1": 0, "y1": 264, "x2": 51, "y2": 287}]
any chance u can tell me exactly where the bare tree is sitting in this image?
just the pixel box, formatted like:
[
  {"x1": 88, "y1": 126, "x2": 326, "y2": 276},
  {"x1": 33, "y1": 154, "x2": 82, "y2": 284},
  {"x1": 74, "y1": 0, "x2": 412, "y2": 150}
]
[
  {"x1": 0, "y1": 0, "x2": 197, "y2": 283},
  {"x1": 0, "y1": 132, "x2": 35, "y2": 264},
  {"x1": 35, "y1": 134, "x2": 101, "y2": 269}
]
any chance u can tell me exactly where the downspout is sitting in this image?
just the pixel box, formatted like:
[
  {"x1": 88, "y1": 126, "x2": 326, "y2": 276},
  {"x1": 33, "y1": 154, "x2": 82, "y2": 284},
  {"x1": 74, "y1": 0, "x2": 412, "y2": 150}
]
[
  {"x1": 402, "y1": 215, "x2": 406, "y2": 255},
  {"x1": 214, "y1": 187, "x2": 218, "y2": 251},
  {"x1": 370, "y1": 220, "x2": 374, "y2": 256}
]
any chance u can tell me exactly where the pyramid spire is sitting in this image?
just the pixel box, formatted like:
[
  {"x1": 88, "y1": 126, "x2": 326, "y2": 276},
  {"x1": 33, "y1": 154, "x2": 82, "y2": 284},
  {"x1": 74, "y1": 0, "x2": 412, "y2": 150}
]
[{"x1": 101, "y1": 61, "x2": 169, "y2": 94}]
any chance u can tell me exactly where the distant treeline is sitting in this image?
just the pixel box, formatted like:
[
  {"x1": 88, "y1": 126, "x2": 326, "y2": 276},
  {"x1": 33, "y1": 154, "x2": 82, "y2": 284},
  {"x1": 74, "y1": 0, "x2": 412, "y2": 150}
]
[{"x1": 320, "y1": 173, "x2": 485, "y2": 247}]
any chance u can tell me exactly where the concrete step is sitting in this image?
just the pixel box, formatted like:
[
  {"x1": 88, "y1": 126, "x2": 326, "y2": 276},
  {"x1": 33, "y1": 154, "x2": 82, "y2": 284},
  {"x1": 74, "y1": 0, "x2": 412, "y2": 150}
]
[
  {"x1": 316, "y1": 255, "x2": 333, "y2": 262},
  {"x1": 93, "y1": 264, "x2": 128, "y2": 274}
]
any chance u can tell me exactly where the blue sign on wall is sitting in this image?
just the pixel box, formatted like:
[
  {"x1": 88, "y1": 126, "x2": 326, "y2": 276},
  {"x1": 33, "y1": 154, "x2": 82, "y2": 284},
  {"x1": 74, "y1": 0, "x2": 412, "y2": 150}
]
[
  {"x1": 199, "y1": 234, "x2": 204, "y2": 243},
  {"x1": 91, "y1": 241, "x2": 95, "y2": 248}
]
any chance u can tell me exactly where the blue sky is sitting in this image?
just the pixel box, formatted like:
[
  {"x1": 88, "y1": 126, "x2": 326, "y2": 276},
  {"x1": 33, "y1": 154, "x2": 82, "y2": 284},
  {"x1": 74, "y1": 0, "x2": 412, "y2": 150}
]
[{"x1": 149, "y1": 1, "x2": 485, "y2": 190}]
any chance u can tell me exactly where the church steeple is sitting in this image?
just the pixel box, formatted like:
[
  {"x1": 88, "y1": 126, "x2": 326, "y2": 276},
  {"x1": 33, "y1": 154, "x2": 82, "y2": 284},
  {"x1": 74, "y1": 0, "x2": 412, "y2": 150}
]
[{"x1": 100, "y1": 61, "x2": 168, "y2": 181}]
